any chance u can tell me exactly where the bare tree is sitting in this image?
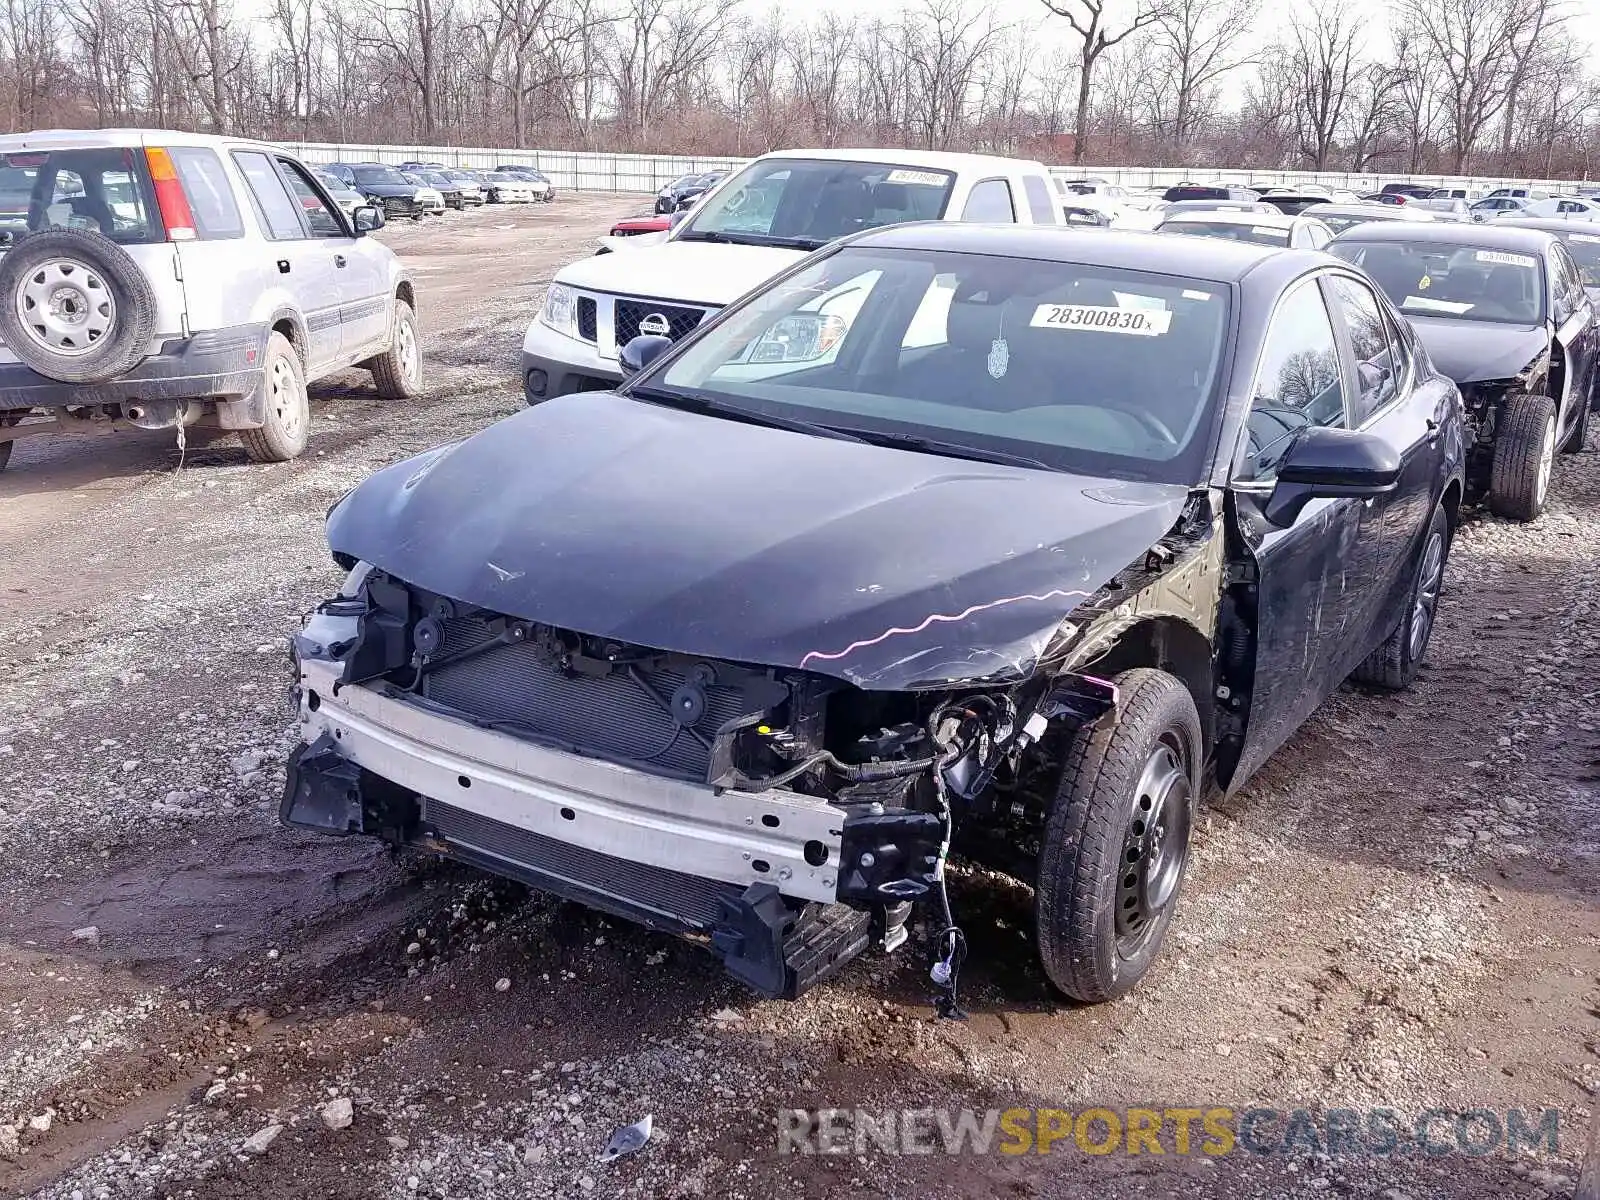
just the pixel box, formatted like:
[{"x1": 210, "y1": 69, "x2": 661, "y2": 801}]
[
  {"x1": 895, "y1": 0, "x2": 998, "y2": 150},
  {"x1": 1278, "y1": 0, "x2": 1360, "y2": 169},
  {"x1": 1039, "y1": 0, "x2": 1166, "y2": 164},
  {"x1": 1147, "y1": 0, "x2": 1255, "y2": 154}
]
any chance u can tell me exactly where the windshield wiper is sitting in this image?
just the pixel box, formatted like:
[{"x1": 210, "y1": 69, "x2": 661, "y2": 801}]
[
  {"x1": 843, "y1": 429, "x2": 1056, "y2": 471},
  {"x1": 675, "y1": 230, "x2": 733, "y2": 243},
  {"x1": 627, "y1": 385, "x2": 867, "y2": 442}
]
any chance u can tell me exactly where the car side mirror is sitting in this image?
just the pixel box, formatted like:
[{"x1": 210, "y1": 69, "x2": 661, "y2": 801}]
[
  {"x1": 353, "y1": 205, "x2": 385, "y2": 234},
  {"x1": 667, "y1": 209, "x2": 690, "y2": 230},
  {"x1": 620, "y1": 334, "x2": 674, "y2": 375},
  {"x1": 1263, "y1": 425, "x2": 1402, "y2": 527}
]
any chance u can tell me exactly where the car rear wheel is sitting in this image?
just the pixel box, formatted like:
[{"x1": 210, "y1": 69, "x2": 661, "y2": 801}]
[
  {"x1": 368, "y1": 301, "x2": 422, "y2": 399},
  {"x1": 1352, "y1": 501, "x2": 1450, "y2": 690},
  {"x1": 0, "y1": 228, "x2": 157, "y2": 385},
  {"x1": 1489, "y1": 392, "x2": 1558, "y2": 520},
  {"x1": 1035, "y1": 668, "x2": 1200, "y2": 1004},
  {"x1": 0, "y1": 412, "x2": 20, "y2": 472},
  {"x1": 240, "y1": 332, "x2": 310, "y2": 463}
]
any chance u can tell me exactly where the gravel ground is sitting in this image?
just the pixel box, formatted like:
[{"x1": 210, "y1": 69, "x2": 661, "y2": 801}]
[{"x1": 0, "y1": 197, "x2": 1596, "y2": 1199}]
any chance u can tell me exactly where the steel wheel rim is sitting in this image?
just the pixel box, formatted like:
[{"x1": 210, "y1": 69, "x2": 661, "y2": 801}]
[
  {"x1": 398, "y1": 316, "x2": 418, "y2": 384},
  {"x1": 17, "y1": 258, "x2": 115, "y2": 356},
  {"x1": 1409, "y1": 528, "x2": 1445, "y2": 661},
  {"x1": 1536, "y1": 414, "x2": 1555, "y2": 508},
  {"x1": 270, "y1": 355, "x2": 303, "y2": 439},
  {"x1": 1115, "y1": 734, "x2": 1192, "y2": 955}
]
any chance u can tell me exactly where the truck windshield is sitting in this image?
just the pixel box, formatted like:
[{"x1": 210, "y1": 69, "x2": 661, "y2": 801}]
[
  {"x1": 647, "y1": 244, "x2": 1231, "y2": 485},
  {"x1": 0, "y1": 149, "x2": 163, "y2": 245},
  {"x1": 677, "y1": 158, "x2": 956, "y2": 250}
]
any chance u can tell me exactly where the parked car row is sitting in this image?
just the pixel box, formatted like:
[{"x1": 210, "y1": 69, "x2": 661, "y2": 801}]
[{"x1": 313, "y1": 160, "x2": 556, "y2": 219}]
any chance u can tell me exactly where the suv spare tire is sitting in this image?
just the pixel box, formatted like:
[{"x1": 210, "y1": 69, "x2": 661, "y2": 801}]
[{"x1": 0, "y1": 227, "x2": 157, "y2": 384}]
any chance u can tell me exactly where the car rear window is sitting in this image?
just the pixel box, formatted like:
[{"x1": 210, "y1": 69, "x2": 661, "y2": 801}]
[
  {"x1": 0, "y1": 149, "x2": 164, "y2": 245},
  {"x1": 168, "y1": 147, "x2": 244, "y2": 240}
]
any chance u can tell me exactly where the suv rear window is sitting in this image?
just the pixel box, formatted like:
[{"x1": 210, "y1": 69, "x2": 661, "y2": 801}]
[{"x1": 0, "y1": 149, "x2": 163, "y2": 245}]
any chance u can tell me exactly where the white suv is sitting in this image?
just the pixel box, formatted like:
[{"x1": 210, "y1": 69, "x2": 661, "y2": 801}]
[
  {"x1": 520, "y1": 149, "x2": 1062, "y2": 402},
  {"x1": 0, "y1": 129, "x2": 419, "y2": 471}
]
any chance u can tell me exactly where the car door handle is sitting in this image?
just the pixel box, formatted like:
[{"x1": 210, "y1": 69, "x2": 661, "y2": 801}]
[
  {"x1": 276, "y1": 259, "x2": 290, "y2": 274},
  {"x1": 334, "y1": 254, "x2": 347, "y2": 268}
]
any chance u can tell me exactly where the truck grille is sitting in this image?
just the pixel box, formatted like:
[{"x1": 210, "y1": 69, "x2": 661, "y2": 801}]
[
  {"x1": 420, "y1": 616, "x2": 765, "y2": 780},
  {"x1": 614, "y1": 299, "x2": 708, "y2": 346},
  {"x1": 577, "y1": 296, "x2": 597, "y2": 342}
]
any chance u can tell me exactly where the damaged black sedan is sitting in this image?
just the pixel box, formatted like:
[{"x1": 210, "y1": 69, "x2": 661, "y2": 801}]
[
  {"x1": 283, "y1": 225, "x2": 1464, "y2": 1009},
  {"x1": 1329, "y1": 223, "x2": 1596, "y2": 520}
]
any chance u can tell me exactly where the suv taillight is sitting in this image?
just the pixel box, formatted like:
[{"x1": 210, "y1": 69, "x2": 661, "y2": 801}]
[{"x1": 144, "y1": 148, "x2": 197, "y2": 241}]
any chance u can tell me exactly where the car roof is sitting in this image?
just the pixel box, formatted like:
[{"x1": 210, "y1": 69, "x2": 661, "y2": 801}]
[
  {"x1": 1159, "y1": 209, "x2": 1299, "y2": 228},
  {"x1": 0, "y1": 128, "x2": 280, "y2": 152},
  {"x1": 1302, "y1": 203, "x2": 1431, "y2": 221},
  {"x1": 1494, "y1": 217, "x2": 1600, "y2": 236},
  {"x1": 849, "y1": 222, "x2": 1329, "y2": 286},
  {"x1": 1329, "y1": 221, "x2": 1560, "y2": 252},
  {"x1": 757, "y1": 147, "x2": 1048, "y2": 173}
]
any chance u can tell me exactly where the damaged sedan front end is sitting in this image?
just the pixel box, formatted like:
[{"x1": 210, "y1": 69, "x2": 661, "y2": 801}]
[{"x1": 286, "y1": 224, "x2": 1463, "y2": 1008}]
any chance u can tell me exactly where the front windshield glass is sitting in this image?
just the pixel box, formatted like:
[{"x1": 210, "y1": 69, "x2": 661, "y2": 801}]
[
  {"x1": 1161, "y1": 219, "x2": 1290, "y2": 246},
  {"x1": 647, "y1": 245, "x2": 1231, "y2": 484},
  {"x1": 315, "y1": 171, "x2": 347, "y2": 191},
  {"x1": 352, "y1": 165, "x2": 406, "y2": 186},
  {"x1": 678, "y1": 159, "x2": 956, "y2": 249},
  {"x1": 1311, "y1": 211, "x2": 1370, "y2": 233},
  {"x1": 1559, "y1": 231, "x2": 1600, "y2": 286},
  {"x1": 1330, "y1": 241, "x2": 1545, "y2": 324}
]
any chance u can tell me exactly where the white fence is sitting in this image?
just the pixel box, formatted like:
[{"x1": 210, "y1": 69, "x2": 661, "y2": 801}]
[{"x1": 276, "y1": 141, "x2": 1590, "y2": 196}]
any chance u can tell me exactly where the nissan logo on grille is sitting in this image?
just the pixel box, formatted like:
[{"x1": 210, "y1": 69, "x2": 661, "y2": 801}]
[{"x1": 638, "y1": 312, "x2": 672, "y2": 337}]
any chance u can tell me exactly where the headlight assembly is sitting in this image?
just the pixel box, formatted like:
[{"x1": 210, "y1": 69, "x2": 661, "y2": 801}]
[{"x1": 540, "y1": 282, "x2": 579, "y2": 338}]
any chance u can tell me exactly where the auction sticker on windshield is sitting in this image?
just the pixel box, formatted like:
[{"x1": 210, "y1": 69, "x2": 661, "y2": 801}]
[
  {"x1": 885, "y1": 169, "x2": 949, "y2": 187},
  {"x1": 1403, "y1": 296, "x2": 1475, "y2": 314},
  {"x1": 1031, "y1": 304, "x2": 1173, "y2": 335},
  {"x1": 1475, "y1": 250, "x2": 1536, "y2": 268}
]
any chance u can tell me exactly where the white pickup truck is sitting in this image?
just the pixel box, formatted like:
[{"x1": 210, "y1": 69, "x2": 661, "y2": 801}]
[{"x1": 520, "y1": 148, "x2": 1063, "y2": 402}]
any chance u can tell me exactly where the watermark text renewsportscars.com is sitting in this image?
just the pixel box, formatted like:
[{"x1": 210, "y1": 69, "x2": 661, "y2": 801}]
[{"x1": 777, "y1": 1106, "x2": 1564, "y2": 1159}]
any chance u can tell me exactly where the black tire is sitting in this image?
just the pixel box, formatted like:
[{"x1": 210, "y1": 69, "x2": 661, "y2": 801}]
[
  {"x1": 0, "y1": 412, "x2": 19, "y2": 472},
  {"x1": 1351, "y1": 502, "x2": 1450, "y2": 690},
  {"x1": 1560, "y1": 391, "x2": 1589, "y2": 453},
  {"x1": 240, "y1": 332, "x2": 310, "y2": 463},
  {"x1": 1489, "y1": 392, "x2": 1558, "y2": 520},
  {"x1": 1035, "y1": 668, "x2": 1201, "y2": 1004},
  {"x1": 368, "y1": 301, "x2": 421, "y2": 399},
  {"x1": 0, "y1": 227, "x2": 156, "y2": 384}
]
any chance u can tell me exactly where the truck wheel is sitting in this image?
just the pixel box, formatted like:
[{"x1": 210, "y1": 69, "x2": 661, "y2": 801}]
[
  {"x1": 1352, "y1": 501, "x2": 1450, "y2": 690},
  {"x1": 368, "y1": 301, "x2": 421, "y2": 399},
  {"x1": 1560, "y1": 392, "x2": 1589, "y2": 453},
  {"x1": 1035, "y1": 668, "x2": 1201, "y2": 1004},
  {"x1": 0, "y1": 227, "x2": 156, "y2": 384},
  {"x1": 240, "y1": 332, "x2": 310, "y2": 463},
  {"x1": 1489, "y1": 393, "x2": 1557, "y2": 520}
]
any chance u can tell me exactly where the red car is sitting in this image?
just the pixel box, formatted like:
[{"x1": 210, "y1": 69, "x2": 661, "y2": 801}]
[{"x1": 609, "y1": 214, "x2": 671, "y2": 236}]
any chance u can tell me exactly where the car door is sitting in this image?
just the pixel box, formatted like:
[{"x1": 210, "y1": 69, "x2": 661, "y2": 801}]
[
  {"x1": 1548, "y1": 242, "x2": 1597, "y2": 440},
  {"x1": 1228, "y1": 274, "x2": 1375, "y2": 786},
  {"x1": 231, "y1": 149, "x2": 344, "y2": 373},
  {"x1": 274, "y1": 155, "x2": 388, "y2": 359},
  {"x1": 1323, "y1": 272, "x2": 1442, "y2": 651}
]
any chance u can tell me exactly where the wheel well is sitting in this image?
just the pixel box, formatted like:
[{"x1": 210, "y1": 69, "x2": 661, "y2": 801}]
[
  {"x1": 396, "y1": 281, "x2": 415, "y2": 311},
  {"x1": 1073, "y1": 617, "x2": 1215, "y2": 748},
  {"x1": 1441, "y1": 479, "x2": 1462, "y2": 530},
  {"x1": 271, "y1": 317, "x2": 303, "y2": 364}
]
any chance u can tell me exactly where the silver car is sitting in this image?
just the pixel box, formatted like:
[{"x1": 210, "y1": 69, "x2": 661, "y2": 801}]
[{"x1": 0, "y1": 129, "x2": 419, "y2": 471}]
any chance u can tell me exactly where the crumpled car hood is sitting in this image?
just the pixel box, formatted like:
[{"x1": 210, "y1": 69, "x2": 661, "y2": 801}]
[
  {"x1": 1408, "y1": 316, "x2": 1550, "y2": 385},
  {"x1": 326, "y1": 393, "x2": 1190, "y2": 689}
]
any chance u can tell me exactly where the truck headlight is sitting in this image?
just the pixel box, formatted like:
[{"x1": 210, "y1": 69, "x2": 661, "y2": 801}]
[{"x1": 540, "y1": 282, "x2": 579, "y2": 338}]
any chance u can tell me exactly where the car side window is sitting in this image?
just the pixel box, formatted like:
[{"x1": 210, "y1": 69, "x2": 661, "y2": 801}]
[
  {"x1": 1326, "y1": 275, "x2": 1401, "y2": 425},
  {"x1": 1021, "y1": 175, "x2": 1056, "y2": 224},
  {"x1": 1551, "y1": 244, "x2": 1585, "y2": 323},
  {"x1": 232, "y1": 151, "x2": 304, "y2": 240},
  {"x1": 168, "y1": 147, "x2": 244, "y2": 240},
  {"x1": 962, "y1": 179, "x2": 1015, "y2": 223},
  {"x1": 1238, "y1": 279, "x2": 1348, "y2": 483},
  {"x1": 276, "y1": 158, "x2": 345, "y2": 237}
]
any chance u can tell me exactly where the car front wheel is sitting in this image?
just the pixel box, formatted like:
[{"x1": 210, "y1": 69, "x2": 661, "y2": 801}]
[
  {"x1": 1489, "y1": 392, "x2": 1558, "y2": 520},
  {"x1": 1352, "y1": 501, "x2": 1450, "y2": 690},
  {"x1": 1035, "y1": 668, "x2": 1200, "y2": 1004}
]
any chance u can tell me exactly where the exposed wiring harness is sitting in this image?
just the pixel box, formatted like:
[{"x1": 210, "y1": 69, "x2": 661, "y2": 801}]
[{"x1": 926, "y1": 702, "x2": 971, "y2": 1020}]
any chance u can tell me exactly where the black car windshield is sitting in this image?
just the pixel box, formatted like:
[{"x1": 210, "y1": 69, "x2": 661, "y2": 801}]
[
  {"x1": 677, "y1": 159, "x2": 956, "y2": 248},
  {"x1": 1161, "y1": 219, "x2": 1290, "y2": 246},
  {"x1": 352, "y1": 165, "x2": 406, "y2": 186},
  {"x1": 646, "y1": 245, "x2": 1231, "y2": 484},
  {"x1": 1559, "y1": 230, "x2": 1600, "y2": 286},
  {"x1": 1330, "y1": 240, "x2": 1545, "y2": 324}
]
